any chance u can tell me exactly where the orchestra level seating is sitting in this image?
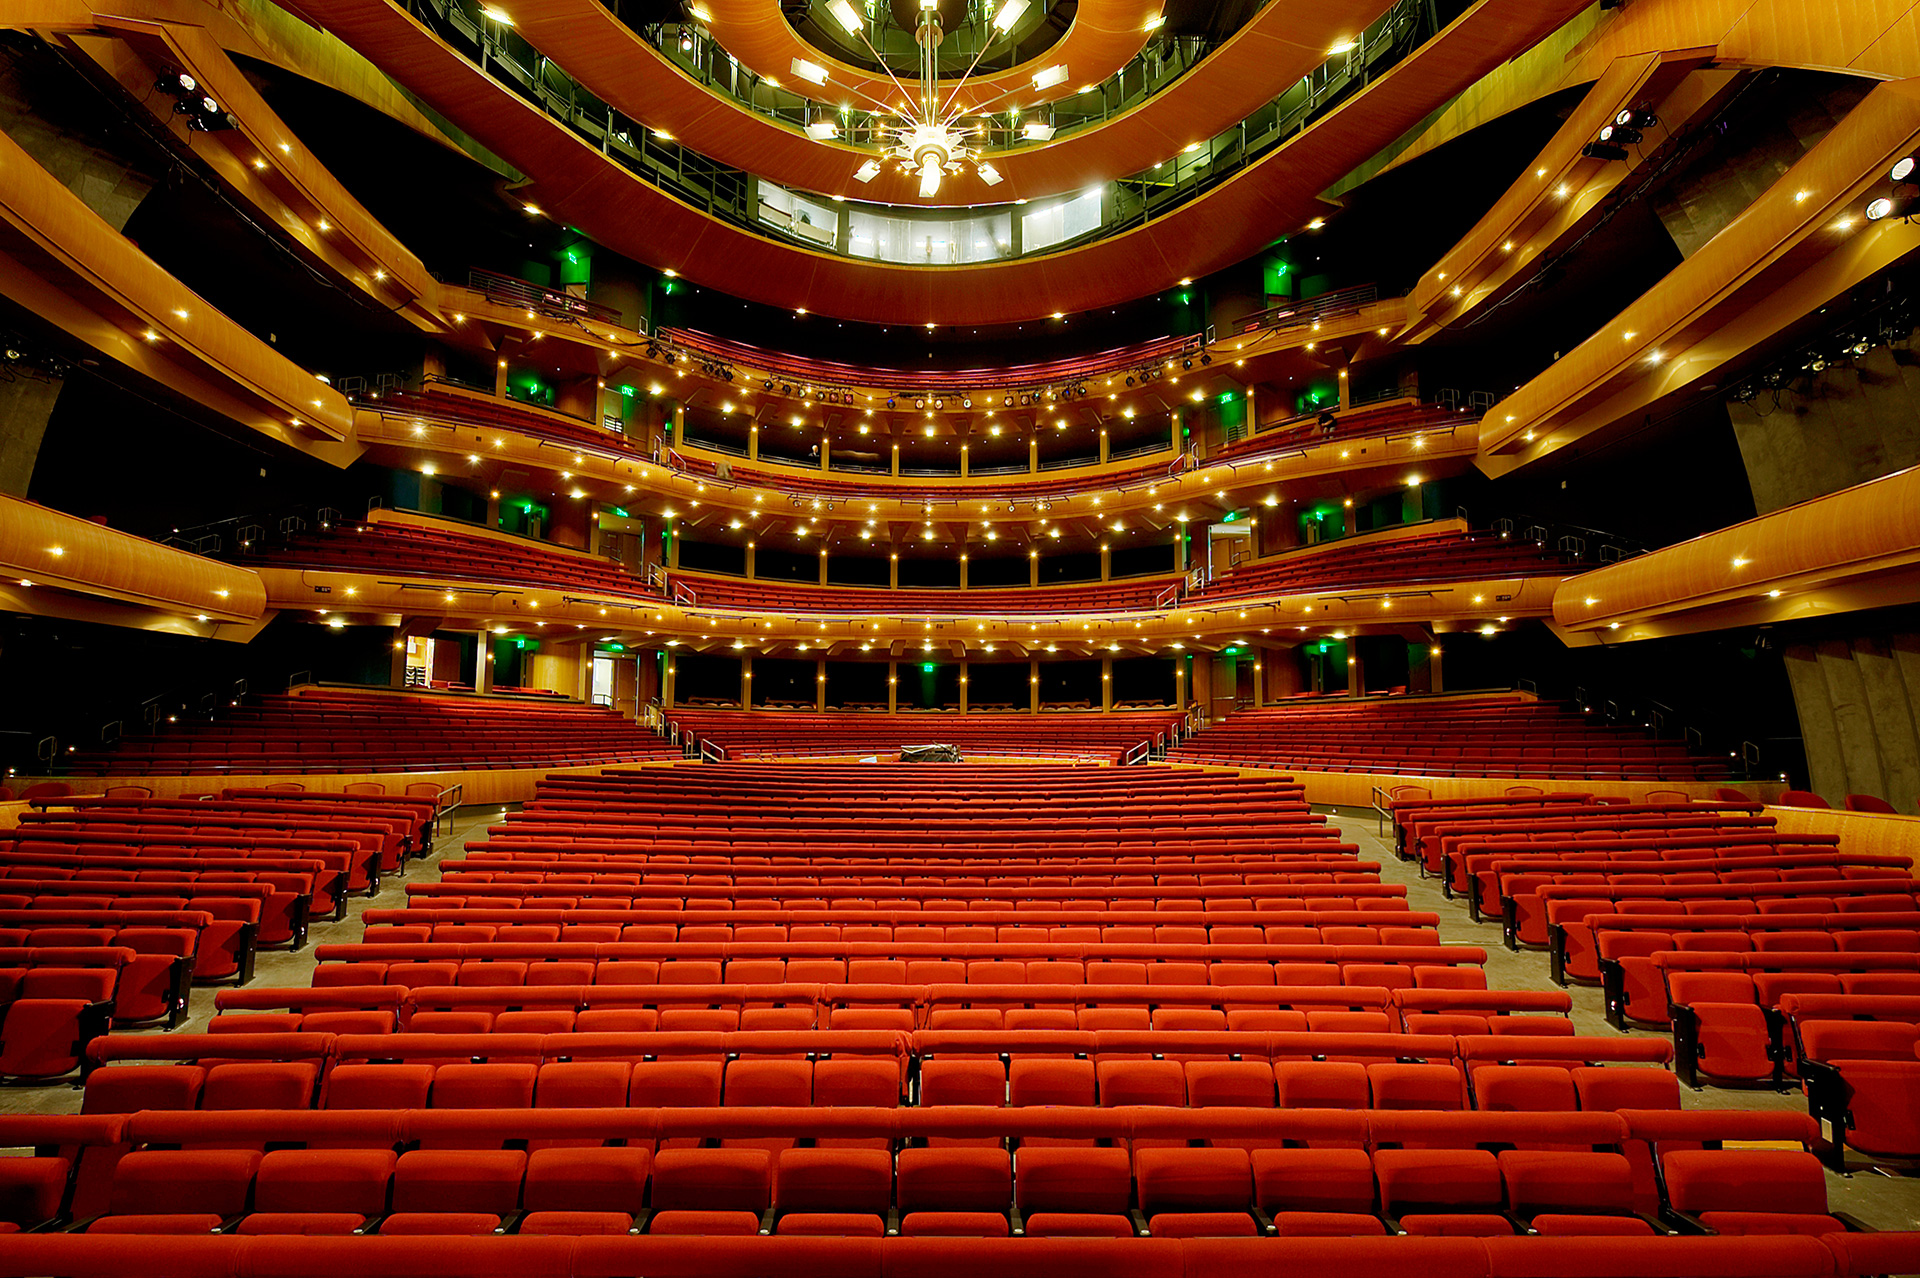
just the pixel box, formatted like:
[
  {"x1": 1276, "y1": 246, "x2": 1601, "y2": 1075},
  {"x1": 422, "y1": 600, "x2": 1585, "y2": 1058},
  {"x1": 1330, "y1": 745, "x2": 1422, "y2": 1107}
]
[{"x1": 2, "y1": 766, "x2": 1912, "y2": 1275}]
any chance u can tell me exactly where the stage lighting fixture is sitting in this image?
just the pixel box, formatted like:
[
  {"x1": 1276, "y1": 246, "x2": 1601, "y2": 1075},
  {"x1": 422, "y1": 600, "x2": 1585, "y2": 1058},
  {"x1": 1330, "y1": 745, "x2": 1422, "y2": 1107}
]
[{"x1": 1582, "y1": 141, "x2": 1628, "y2": 161}]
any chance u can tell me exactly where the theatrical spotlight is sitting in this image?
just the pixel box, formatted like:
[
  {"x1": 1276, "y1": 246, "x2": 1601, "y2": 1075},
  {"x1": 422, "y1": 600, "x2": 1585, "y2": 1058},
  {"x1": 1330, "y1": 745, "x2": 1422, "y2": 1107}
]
[
  {"x1": 1867, "y1": 194, "x2": 1915, "y2": 221},
  {"x1": 157, "y1": 70, "x2": 232, "y2": 131},
  {"x1": 1582, "y1": 140, "x2": 1628, "y2": 162}
]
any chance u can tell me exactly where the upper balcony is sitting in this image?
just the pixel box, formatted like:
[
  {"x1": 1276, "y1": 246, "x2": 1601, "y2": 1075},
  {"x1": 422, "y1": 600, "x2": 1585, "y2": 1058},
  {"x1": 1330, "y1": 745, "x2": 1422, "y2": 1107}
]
[{"x1": 285, "y1": 0, "x2": 1590, "y2": 319}]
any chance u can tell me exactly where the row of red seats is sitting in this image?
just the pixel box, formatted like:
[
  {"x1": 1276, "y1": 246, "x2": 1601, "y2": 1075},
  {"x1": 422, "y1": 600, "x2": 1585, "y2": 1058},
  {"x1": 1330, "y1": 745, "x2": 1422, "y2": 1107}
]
[
  {"x1": 249, "y1": 520, "x2": 658, "y2": 606},
  {"x1": 1173, "y1": 700, "x2": 1731, "y2": 780},
  {"x1": 1206, "y1": 399, "x2": 1473, "y2": 463},
  {"x1": 206, "y1": 983, "x2": 1564, "y2": 1035},
  {"x1": 6, "y1": 1232, "x2": 1907, "y2": 1275},
  {"x1": 665, "y1": 713, "x2": 1182, "y2": 765},
  {"x1": 0, "y1": 948, "x2": 125, "y2": 1081},
  {"x1": 1449, "y1": 833, "x2": 1849, "y2": 916},
  {"x1": 1776, "y1": 993, "x2": 1920, "y2": 1170},
  {"x1": 1405, "y1": 801, "x2": 1769, "y2": 881},
  {"x1": 0, "y1": 891, "x2": 269, "y2": 980},
  {"x1": 0, "y1": 868, "x2": 316, "y2": 948},
  {"x1": 1191, "y1": 531, "x2": 1570, "y2": 604},
  {"x1": 303, "y1": 945, "x2": 1489, "y2": 992},
  {"x1": 80, "y1": 1028, "x2": 1672, "y2": 1117},
  {"x1": 410, "y1": 883, "x2": 1414, "y2": 908},
  {"x1": 0, "y1": 788, "x2": 437, "y2": 1079},
  {"x1": 1496, "y1": 859, "x2": 1912, "y2": 947},
  {"x1": 667, "y1": 572, "x2": 1173, "y2": 616},
  {"x1": 1649, "y1": 951, "x2": 1920, "y2": 1085},
  {"x1": 1564, "y1": 909, "x2": 1920, "y2": 990},
  {"x1": 359, "y1": 916, "x2": 1437, "y2": 946},
  {"x1": 1389, "y1": 794, "x2": 1920, "y2": 1178},
  {"x1": 0, "y1": 912, "x2": 206, "y2": 1027},
  {"x1": 67, "y1": 691, "x2": 678, "y2": 776},
  {"x1": 0, "y1": 1106, "x2": 1860, "y2": 1243},
  {"x1": 2, "y1": 838, "x2": 363, "y2": 919}
]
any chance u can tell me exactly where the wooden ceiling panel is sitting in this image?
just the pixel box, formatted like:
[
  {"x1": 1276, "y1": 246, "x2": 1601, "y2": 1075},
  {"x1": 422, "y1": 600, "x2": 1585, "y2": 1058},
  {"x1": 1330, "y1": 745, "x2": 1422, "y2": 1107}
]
[{"x1": 699, "y1": 0, "x2": 1159, "y2": 117}]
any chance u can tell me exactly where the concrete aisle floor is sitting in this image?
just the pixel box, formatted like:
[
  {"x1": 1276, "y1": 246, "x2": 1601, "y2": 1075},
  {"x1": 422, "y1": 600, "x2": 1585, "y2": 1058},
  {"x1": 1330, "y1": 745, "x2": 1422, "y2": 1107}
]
[{"x1": 2, "y1": 797, "x2": 1917, "y2": 1231}]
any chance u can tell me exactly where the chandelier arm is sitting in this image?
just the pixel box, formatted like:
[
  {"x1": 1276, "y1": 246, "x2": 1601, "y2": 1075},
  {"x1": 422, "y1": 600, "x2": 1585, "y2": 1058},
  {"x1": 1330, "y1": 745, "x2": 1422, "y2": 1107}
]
[
  {"x1": 837, "y1": 80, "x2": 906, "y2": 118},
  {"x1": 943, "y1": 78, "x2": 1022, "y2": 124},
  {"x1": 932, "y1": 32, "x2": 1000, "y2": 121},
  {"x1": 848, "y1": 25, "x2": 924, "y2": 123}
]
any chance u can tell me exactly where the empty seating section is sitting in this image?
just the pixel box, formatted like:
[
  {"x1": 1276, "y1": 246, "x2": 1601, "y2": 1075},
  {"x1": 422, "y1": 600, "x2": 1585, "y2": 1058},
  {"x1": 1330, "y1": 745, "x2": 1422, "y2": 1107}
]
[
  {"x1": 0, "y1": 788, "x2": 435, "y2": 1080},
  {"x1": 380, "y1": 390, "x2": 634, "y2": 456},
  {"x1": 4, "y1": 763, "x2": 1910, "y2": 1270},
  {"x1": 1173, "y1": 697, "x2": 1732, "y2": 780},
  {"x1": 1206, "y1": 400, "x2": 1474, "y2": 461},
  {"x1": 67, "y1": 689, "x2": 678, "y2": 775},
  {"x1": 248, "y1": 519, "x2": 660, "y2": 603},
  {"x1": 1192, "y1": 531, "x2": 1569, "y2": 604},
  {"x1": 1386, "y1": 790, "x2": 1920, "y2": 1177},
  {"x1": 667, "y1": 573, "x2": 1171, "y2": 615},
  {"x1": 666, "y1": 715, "x2": 1181, "y2": 761}
]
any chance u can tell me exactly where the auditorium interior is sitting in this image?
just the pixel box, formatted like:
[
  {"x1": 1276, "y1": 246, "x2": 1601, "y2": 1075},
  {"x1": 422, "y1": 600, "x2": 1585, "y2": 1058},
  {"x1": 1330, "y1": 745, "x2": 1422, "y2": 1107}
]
[{"x1": 1, "y1": 0, "x2": 1920, "y2": 1274}]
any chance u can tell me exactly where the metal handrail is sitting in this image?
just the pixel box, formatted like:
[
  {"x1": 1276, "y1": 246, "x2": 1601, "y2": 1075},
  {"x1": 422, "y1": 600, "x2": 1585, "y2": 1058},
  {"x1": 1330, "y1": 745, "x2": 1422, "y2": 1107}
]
[
  {"x1": 1234, "y1": 284, "x2": 1381, "y2": 336},
  {"x1": 700, "y1": 740, "x2": 725, "y2": 763},
  {"x1": 285, "y1": 671, "x2": 312, "y2": 692},
  {"x1": 434, "y1": 783, "x2": 464, "y2": 836},
  {"x1": 468, "y1": 268, "x2": 626, "y2": 327}
]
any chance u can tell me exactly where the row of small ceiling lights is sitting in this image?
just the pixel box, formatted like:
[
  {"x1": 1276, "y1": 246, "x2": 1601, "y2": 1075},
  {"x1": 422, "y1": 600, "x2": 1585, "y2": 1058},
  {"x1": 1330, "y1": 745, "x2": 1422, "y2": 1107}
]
[
  {"x1": 422, "y1": 427, "x2": 1430, "y2": 528},
  {"x1": 1461, "y1": 107, "x2": 1880, "y2": 450}
]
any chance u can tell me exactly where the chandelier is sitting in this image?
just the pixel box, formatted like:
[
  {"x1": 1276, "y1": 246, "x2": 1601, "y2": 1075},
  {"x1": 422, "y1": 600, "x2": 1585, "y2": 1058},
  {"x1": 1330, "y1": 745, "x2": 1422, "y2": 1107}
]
[{"x1": 820, "y1": 0, "x2": 1033, "y2": 199}]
